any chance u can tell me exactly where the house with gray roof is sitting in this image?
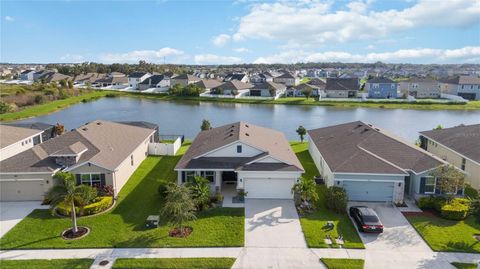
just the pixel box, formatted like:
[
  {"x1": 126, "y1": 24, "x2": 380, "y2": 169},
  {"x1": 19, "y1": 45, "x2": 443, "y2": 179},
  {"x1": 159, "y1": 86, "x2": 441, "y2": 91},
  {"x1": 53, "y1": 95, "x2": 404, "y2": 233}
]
[
  {"x1": 170, "y1": 74, "x2": 200, "y2": 87},
  {"x1": 0, "y1": 120, "x2": 157, "y2": 201},
  {"x1": 138, "y1": 74, "x2": 170, "y2": 91},
  {"x1": 366, "y1": 77, "x2": 398, "y2": 99},
  {"x1": 325, "y1": 78, "x2": 359, "y2": 98},
  {"x1": 440, "y1": 76, "x2": 480, "y2": 100},
  {"x1": 175, "y1": 122, "x2": 304, "y2": 200},
  {"x1": 308, "y1": 121, "x2": 450, "y2": 204},
  {"x1": 128, "y1": 72, "x2": 151, "y2": 90},
  {"x1": 20, "y1": 70, "x2": 36, "y2": 81},
  {"x1": 398, "y1": 77, "x2": 441, "y2": 99},
  {"x1": 273, "y1": 72, "x2": 299, "y2": 86},
  {"x1": 210, "y1": 80, "x2": 254, "y2": 97},
  {"x1": 0, "y1": 125, "x2": 44, "y2": 162},
  {"x1": 248, "y1": 81, "x2": 286, "y2": 99}
]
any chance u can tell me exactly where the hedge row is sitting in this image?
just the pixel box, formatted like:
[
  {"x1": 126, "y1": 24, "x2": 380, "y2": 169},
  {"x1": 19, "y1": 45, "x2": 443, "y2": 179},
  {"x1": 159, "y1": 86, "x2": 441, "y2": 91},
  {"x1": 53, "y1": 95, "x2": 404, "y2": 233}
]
[
  {"x1": 57, "y1": 196, "x2": 113, "y2": 217},
  {"x1": 418, "y1": 196, "x2": 471, "y2": 220}
]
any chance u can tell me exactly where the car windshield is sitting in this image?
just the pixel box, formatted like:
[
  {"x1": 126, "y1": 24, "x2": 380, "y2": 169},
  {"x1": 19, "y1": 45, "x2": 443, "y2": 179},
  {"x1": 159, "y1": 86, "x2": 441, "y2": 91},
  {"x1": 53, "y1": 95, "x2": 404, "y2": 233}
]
[{"x1": 362, "y1": 215, "x2": 379, "y2": 223}]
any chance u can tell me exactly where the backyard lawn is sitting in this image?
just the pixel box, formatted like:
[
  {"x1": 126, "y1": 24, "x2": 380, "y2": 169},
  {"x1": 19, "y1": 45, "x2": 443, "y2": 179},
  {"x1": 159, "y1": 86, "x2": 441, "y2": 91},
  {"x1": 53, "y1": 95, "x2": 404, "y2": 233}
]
[
  {"x1": 290, "y1": 142, "x2": 364, "y2": 249},
  {"x1": 320, "y1": 258, "x2": 365, "y2": 269},
  {"x1": 1, "y1": 259, "x2": 94, "y2": 269},
  {"x1": 405, "y1": 214, "x2": 480, "y2": 253},
  {"x1": 112, "y1": 258, "x2": 236, "y2": 269},
  {"x1": 0, "y1": 143, "x2": 244, "y2": 249}
]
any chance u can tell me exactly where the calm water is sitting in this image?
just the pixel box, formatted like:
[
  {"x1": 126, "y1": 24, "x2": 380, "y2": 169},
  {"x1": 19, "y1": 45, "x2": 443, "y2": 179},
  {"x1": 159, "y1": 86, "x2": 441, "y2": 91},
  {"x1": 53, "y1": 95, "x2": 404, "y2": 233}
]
[{"x1": 15, "y1": 97, "x2": 480, "y2": 142}]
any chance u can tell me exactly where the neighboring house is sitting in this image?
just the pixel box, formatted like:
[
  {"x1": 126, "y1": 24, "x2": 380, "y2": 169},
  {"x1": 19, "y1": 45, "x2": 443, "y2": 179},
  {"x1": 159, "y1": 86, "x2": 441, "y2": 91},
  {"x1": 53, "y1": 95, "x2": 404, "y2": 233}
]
[
  {"x1": 308, "y1": 121, "x2": 450, "y2": 204},
  {"x1": 366, "y1": 77, "x2": 398, "y2": 99},
  {"x1": 273, "y1": 72, "x2": 299, "y2": 86},
  {"x1": 325, "y1": 78, "x2": 359, "y2": 98},
  {"x1": 33, "y1": 70, "x2": 51, "y2": 81},
  {"x1": 440, "y1": 76, "x2": 480, "y2": 100},
  {"x1": 194, "y1": 79, "x2": 223, "y2": 93},
  {"x1": 94, "y1": 72, "x2": 128, "y2": 87},
  {"x1": 420, "y1": 124, "x2": 480, "y2": 189},
  {"x1": 74, "y1": 73, "x2": 106, "y2": 85},
  {"x1": 286, "y1": 83, "x2": 325, "y2": 97},
  {"x1": 224, "y1": 73, "x2": 249, "y2": 83},
  {"x1": 138, "y1": 74, "x2": 170, "y2": 91},
  {"x1": 398, "y1": 78, "x2": 441, "y2": 99},
  {"x1": 250, "y1": 73, "x2": 273, "y2": 84},
  {"x1": 3, "y1": 122, "x2": 56, "y2": 145},
  {"x1": 19, "y1": 70, "x2": 36, "y2": 81},
  {"x1": 210, "y1": 80, "x2": 254, "y2": 96},
  {"x1": 0, "y1": 125, "x2": 44, "y2": 162},
  {"x1": 249, "y1": 81, "x2": 286, "y2": 99},
  {"x1": 170, "y1": 74, "x2": 201, "y2": 87},
  {"x1": 175, "y1": 121, "x2": 304, "y2": 199},
  {"x1": 36, "y1": 72, "x2": 72, "y2": 83},
  {"x1": 128, "y1": 72, "x2": 151, "y2": 89},
  {"x1": 0, "y1": 120, "x2": 157, "y2": 201}
]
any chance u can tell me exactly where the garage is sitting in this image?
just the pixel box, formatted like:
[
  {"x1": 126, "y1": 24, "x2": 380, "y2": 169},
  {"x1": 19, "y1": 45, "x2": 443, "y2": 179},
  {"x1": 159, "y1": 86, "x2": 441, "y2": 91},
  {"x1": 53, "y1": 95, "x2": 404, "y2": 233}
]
[
  {"x1": 0, "y1": 180, "x2": 45, "y2": 201},
  {"x1": 343, "y1": 181, "x2": 394, "y2": 202},
  {"x1": 244, "y1": 177, "x2": 294, "y2": 199}
]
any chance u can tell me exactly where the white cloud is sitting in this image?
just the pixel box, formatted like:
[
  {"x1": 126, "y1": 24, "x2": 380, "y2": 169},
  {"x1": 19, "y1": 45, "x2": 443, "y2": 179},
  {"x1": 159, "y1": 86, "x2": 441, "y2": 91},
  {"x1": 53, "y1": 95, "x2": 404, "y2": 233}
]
[
  {"x1": 99, "y1": 48, "x2": 185, "y2": 64},
  {"x1": 60, "y1": 54, "x2": 84, "y2": 62},
  {"x1": 232, "y1": 0, "x2": 480, "y2": 48},
  {"x1": 233, "y1": 47, "x2": 250, "y2": 53},
  {"x1": 4, "y1": 16, "x2": 14, "y2": 22},
  {"x1": 194, "y1": 54, "x2": 243, "y2": 65},
  {"x1": 212, "y1": 34, "x2": 231, "y2": 47},
  {"x1": 253, "y1": 46, "x2": 480, "y2": 64}
]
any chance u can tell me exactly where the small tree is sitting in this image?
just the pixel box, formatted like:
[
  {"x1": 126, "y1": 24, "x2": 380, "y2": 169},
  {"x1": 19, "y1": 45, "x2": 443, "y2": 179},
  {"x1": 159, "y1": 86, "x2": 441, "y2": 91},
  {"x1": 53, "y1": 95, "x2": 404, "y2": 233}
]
[
  {"x1": 302, "y1": 87, "x2": 312, "y2": 100},
  {"x1": 325, "y1": 186, "x2": 348, "y2": 213},
  {"x1": 75, "y1": 185, "x2": 98, "y2": 216},
  {"x1": 55, "y1": 123, "x2": 65, "y2": 135},
  {"x1": 161, "y1": 183, "x2": 196, "y2": 236},
  {"x1": 67, "y1": 80, "x2": 74, "y2": 89},
  {"x1": 187, "y1": 176, "x2": 211, "y2": 211},
  {"x1": 296, "y1": 125, "x2": 307, "y2": 143},
  {"x1": 201, "y1": 119, "x2": 212, "y2": 131},
  {"x1": 292, "y1": 177, "x2": 319, "y2": 208},
  {"x1": 59, "y1": 79, "x2": 67, "y2": 88},
  {"x1": 430, "y1": 165, "x2": 465, "y2": 200}
]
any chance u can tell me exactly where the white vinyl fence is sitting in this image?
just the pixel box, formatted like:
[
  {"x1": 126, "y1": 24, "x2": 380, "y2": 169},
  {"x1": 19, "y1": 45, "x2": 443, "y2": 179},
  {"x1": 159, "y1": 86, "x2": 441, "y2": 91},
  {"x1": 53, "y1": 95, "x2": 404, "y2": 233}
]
[{"x1": 148, "y1": 135, "x2": 183, "y2": 156}]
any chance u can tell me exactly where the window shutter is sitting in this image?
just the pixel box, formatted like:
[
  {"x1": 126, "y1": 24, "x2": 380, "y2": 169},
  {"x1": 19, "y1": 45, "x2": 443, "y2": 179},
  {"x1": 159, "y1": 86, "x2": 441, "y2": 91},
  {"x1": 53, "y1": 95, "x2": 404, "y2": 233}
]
[
  {"x1": 457, "y1": 186, "x2": 464, "y2": 196},
  {"x1": 100, "y1": 174, "x2": 106, "y2": 186},
  {"x1": 75, "y1": 174, "x2": 81, "y2": 185},
  {"x1": 434, "y1": 178, "x2": 441, "y2": 194},
  {"x1": 181, "y1": 171, "x2": 186, "y2": 183},
  {"x1": 419, "y1": 177, "x2": 426, "y2": 194}
]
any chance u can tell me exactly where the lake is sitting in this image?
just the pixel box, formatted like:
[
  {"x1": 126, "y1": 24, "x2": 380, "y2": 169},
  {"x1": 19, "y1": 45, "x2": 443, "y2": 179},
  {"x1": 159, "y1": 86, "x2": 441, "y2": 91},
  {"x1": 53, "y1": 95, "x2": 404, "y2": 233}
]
[{"x1": 15, "y1": 97, "x2": 480, "y2": 143}]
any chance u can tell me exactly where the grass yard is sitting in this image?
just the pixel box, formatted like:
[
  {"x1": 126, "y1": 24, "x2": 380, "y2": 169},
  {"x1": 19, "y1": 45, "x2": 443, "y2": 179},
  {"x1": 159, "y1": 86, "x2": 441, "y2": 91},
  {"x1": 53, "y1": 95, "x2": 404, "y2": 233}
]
[
  {"x1": 0, "y1": 259, "x2": 94, "y2": 269},
  {"x1": 451, "y1": 262, "x2": 479, "y2": 269},
  {"x1": 0, "y1": 143, "x2": 244, "y2": 249},
  {"x1": 405, "y1": 214, "x2": 480, "y2": 253},
  {"x1": 112, "y1": 258, "x2": 236, "y2": 269},
  {"x1": 290, "y1": 142, "x2": 364, "y2": 249},
  {"x1": 320, "y1": 258, "x2": 365, "y2": 269}
]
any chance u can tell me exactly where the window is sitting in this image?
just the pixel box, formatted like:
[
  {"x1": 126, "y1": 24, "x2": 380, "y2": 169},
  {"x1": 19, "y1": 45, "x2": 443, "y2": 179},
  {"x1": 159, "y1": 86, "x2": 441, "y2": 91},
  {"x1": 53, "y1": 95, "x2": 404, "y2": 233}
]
[
  {"x1": 424, "y1": 176, "x2": 436, "y2": 194},
  {"x1": 185, "y1": 171, "x2": 195, "y2": 182},
  {"x1": 461, "y1": 158, "x2": 466, "y2": 171},
  {"x1": 236, "y1": 145, "x2": 242, "y2": 153},
  {"x1": 131, "y1": 155, "x2": 134, "y2": 166},
  {"x1": 201, "y1": 171, "x2": 215, "y2": 183},
  {"x1": 80, "y1": 173, "x2": 102, "y2": 186}
]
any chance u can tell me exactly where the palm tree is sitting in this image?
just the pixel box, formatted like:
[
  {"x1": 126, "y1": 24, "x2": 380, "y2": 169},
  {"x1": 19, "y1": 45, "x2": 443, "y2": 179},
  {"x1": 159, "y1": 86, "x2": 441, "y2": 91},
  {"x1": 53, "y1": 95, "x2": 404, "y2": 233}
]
[
  {"x1": 161, "y1": 183, "x2": 196, "y2": 236},
  {"x1": 296, "y1": 126, "x2": 307, "y2": 143},
  {"x1": 188, "y1": 176, "x2": 211, "y2": 211},
  {"x1": 47, "y1": 172, "x2": 88, "y2": 233},
  {"x1": 292, "y1": 177, "x2": 319, "y2": 207}
]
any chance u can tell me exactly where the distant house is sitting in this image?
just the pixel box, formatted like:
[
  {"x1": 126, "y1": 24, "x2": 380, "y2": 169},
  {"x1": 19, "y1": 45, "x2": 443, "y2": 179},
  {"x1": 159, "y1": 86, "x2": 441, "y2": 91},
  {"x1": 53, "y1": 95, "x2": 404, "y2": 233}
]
[
  {"x1": 286, "y1": 83, "x2": 325, "y2": 98},
  {"x1": 250, "y1": 73, "x2": 273, "y2": 84},
  {"x1": 20, "y1": 70, "x2": 36, "y2": 81},
  {"x1": 325, "y1": 78, "x2": 359, "y2": 98},
  {"x1": 33, "y1": 70, "x2": 52, "y2": 81},
  {"x1": 366, "y1": 77, "x2": 398, "y2": 99},
  {"x1": 0, "y1": 120, "x2": 158, "y2": 201},
  {"x1": 249, "y1": 82, "x2": 286, "y2": 99},
  {"x1": 94, "y1": 73, "x2": 128, "y2": 87},
  {"x1": 194, "y1": 79, "x2": 223, "y2": 93},
  {"x1": 273, "y1": 72, "x2": 299, "y2": 86},
  {"x1": 3, "y1": 122, "x2": 56, "y2": 145},
  {"x1": 210, "y1": 80, "x2": 254, "y2": 96},
  {"x1": 128, "y1": 72, "x2": 151, "y2": 90},
  {"x1": 0, "y1": 125, "x2": 44, "y2": 162},
  {"x1": 74, "y1": 73, "x2": 106, "y2": 85},
  {"x1": 420, "y1": 124, "x2": 480, "y2": 189},
  {"x1": 224, "y1": 73, "x2": 249, "y2": 83},
  {"x1": 138, "y1": 74, "x2": 170, "y2": 91},
  {"x1": 398, "y1": 78, "x2": 441, "y2": 99},
  {"x1": 170, "y1": 74, "x2": 200, "y2": 87},
  {"x1": 440, "y1": 76, "x2": 480, "y2": 100},
  {"x1": 36, "y1": 72, "x2": 72, "y2": 83}
]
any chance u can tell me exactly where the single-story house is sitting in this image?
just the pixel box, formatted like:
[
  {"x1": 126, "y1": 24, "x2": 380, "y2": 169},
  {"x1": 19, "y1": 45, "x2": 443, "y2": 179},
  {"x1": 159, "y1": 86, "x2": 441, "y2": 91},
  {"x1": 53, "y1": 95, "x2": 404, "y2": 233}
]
[
  {"x1": 20, "y1": 70, "x2": 36, "y2": 81},
  {"x1": 74, "y1": 73, "x2": 106, "y2": 85},
  {"x1": 94, "y1": 73, "x2": 128, "y2": 87},
  {"x1": 273, "y1": 72, "x2": 299, "y2": 86},
  {"x1": 0, "y1": 120, "x2": 157, "y2": 201},
  {"x1": 128, "y1": 72, "x2": 151, "y2": 90},
  {"x1": 325, "y1": 78, "x2": 359, "y2": 98},
  {"x1": 224, "y1": 73, "x2": 249, "y2": 83},
  {"x1": 366, "y1": 77, "x2": 398, "y2": 99},
  {"x1": 138, "y1": 74, "x2": 170, "y2": 91},
  {"x1": 36, "y1": 72, "x2": 72, "y2": 83},
  {"x1": 286, "y1": 83, "x2": 325, "y2": 97},
  {"x1": 420, "y1": 124, "x2": 480, "y2": 189},
  {"x1": 308, "y1": 121, "x2": 451, "y2": 204},
  {"x1": 440, "y1": 76, "x2": 480, "y2": 100},
  {"x1": 3, "y1": 122, "x2": 56, "y2": 145},
  {"x1": 249, "y1": 81, "x2": 286, "y2": 99},
  {"x1": 170, "y1": 74, "x2": 201, "y2": 87},
  {"x1": 398, "y1": 77, "x2": 441, "y2": 99},
  {"x1": 194, "y1": 79, "x2": 223, "y2": 92},
  {"x1": 175, "y1": 121, "x2": 304, "y2": 199},
  {"x1": 0, "y1": 125, "x2": 45, "y2": 162},
  {"x1": 210, "y1": 80, "x2": 254, "y2": 96}
]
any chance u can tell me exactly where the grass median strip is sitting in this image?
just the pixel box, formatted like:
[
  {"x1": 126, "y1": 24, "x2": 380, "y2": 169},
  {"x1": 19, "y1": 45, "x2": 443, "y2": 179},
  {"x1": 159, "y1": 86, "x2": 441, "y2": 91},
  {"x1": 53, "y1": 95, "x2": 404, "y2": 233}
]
[
  {"x1": 112, "y1": 258, "x2": 236, "y2": 269},
  {"x1": 451, "y1": 262, "x2": 479, "y2": 269},
  {"x1": 0, "y1": 259, "x2": 94, "y2": 269},
  {"x1": 321, "y1": 258, "x2": 365, "y2": 269}
]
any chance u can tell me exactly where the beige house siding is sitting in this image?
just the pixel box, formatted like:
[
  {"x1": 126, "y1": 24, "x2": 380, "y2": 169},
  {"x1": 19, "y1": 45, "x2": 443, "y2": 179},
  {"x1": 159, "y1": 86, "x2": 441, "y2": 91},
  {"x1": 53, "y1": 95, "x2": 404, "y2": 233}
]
[
  {"x1": 68, "y1": 163, "x2": 114, "y2": 187},
  {"x1": 425, "y1": 140, "x2": 480, "y2": 189},
  {"x1": 326, "y1": 90, "x2": 348, "y2": 98},
  {"x1": 0, "y1": 172, "x2": 54, "y2": 201}
]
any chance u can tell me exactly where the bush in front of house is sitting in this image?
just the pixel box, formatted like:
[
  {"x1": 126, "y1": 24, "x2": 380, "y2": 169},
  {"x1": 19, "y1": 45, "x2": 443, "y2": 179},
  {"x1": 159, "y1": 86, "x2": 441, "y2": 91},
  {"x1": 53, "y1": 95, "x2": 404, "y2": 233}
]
[
  {"x1": 464, "y1": 184, "x2": 479, "y2": 199},
  {"x1": 325, "y1": 186, "x2": 348, "y2": 213},
  {"x1": 441, "y1": 199, "x2": 470, "y2": 220},
  {"x1": 417, "y1": 196, "x2": 447, "y2": 212},
  {"x1": 158, "y1": 184, "x2": 168, "y2": 197},
  {"x1": 57, "y1": 196, "x2": 113, "y2": 217}
]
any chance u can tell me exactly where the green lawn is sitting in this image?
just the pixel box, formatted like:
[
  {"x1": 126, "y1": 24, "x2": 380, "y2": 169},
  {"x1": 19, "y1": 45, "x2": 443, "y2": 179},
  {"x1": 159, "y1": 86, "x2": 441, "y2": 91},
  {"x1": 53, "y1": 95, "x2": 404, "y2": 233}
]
[
  {"x1": 112, "y1": 258, "x2": 236, "y2": 269},
  {"x1": 405, "y1": 214, "x2": 480, "y2": 253},
  {"x1": 0, "y1": 143, "x2": 244, "y2": 249},
  {"x1": 451, "y1": 262, "x2": 478, "y2": 269},
  {"x1": 0, "y1": 259, "x2": 94, "y2": 269},
  {"x1": 321, "y1": 258, "x2": 365, "y2": 269},
  {"x1": 290, "y1": 142, "x2": 364, "y2": 249}
]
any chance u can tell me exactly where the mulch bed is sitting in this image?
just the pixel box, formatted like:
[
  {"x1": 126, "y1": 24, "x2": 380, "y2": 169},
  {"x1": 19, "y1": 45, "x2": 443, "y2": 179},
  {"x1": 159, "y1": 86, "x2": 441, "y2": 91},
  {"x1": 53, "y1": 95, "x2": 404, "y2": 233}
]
[
  {"x1": 402, "y1": 210, "x2": 438, "y2": 218},
  {"x1": 61, "y1": 226, "x2": 90, "y2": 240},
  {"x1": 169, "y1": 227, "x2": 193, "y2": 238}
]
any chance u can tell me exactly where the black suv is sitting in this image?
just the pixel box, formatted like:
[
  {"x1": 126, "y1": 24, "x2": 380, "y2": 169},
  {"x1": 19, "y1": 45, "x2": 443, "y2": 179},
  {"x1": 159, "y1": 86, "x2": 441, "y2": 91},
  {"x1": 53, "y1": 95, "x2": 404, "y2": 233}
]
[{"x1": 349, "y1": 206, "x2": 384, "y2": 233}]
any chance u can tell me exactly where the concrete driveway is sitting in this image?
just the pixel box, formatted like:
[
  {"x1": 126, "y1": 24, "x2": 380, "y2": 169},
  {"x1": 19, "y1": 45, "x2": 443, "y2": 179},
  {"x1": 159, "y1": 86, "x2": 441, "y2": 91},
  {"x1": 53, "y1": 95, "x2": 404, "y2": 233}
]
[{"x1": 0, "y1": 201, "x2": 47, "y2": 238}]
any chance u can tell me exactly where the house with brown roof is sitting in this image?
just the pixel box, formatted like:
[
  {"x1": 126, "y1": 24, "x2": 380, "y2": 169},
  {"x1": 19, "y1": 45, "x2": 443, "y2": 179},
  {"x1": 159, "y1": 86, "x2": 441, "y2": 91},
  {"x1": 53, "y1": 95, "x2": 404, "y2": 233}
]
[
  {"x1": 398, "y1": 77, "x2": 441, "y2": 99},
  {"x1": 308, "y1": 121, "x2": 450, "y2": 204},
  {"x1": 209, "y1": 80, "x2": 254, "y2": 97},
  {"x1": 170, "y1": 74, "x2": 200, "y2": 87},
  {"x1": 420, "y1": 124, "x2": 480, "y2": 189},
  {"x1": 440, "y1": 76, "x2": 480, "y2": 100},
  {"x1": 0, "y1": 125, "x2": 44, "y2": 162},
  {"x1": 175, "y1": 122, "x2": 304, "y2": 200},
  {"x1": 325, "y1": 78, "x2": 359, "y2": 98},
  {"x1": 273, "y1": 72, "x2": 299, "y2": 86},
  {"x1": 0, "y1": 120, "x2": 157, "y2": 201},
  {"x1": 248, "y1": 81, "x2": 286, "y2": 99}
]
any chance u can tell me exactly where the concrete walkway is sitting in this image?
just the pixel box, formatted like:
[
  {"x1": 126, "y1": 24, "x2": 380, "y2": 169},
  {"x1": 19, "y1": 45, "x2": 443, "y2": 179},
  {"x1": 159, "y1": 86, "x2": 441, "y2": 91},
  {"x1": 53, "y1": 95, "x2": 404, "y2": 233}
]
[{"x1": 0, "y1": 201, "x2": 48, "y2": 238}]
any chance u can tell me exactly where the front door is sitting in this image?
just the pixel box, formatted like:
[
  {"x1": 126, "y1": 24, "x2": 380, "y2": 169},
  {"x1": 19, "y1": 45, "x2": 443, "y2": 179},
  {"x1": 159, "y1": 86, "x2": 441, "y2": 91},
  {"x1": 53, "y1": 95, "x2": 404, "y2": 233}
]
[
  {"x1": 404, "y1": 176, "x2": 411, "y2": 195},
  {"x1": 222, "y1": 171, "x2": 237, "y2": 182}
]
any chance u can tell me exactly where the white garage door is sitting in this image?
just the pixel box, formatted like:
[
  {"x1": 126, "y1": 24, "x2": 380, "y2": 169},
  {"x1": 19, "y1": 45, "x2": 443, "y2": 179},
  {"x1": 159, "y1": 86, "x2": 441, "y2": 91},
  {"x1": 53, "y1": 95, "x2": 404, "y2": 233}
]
[
  {"x1": 244, "y1": 178, "x2": 294, "y2": 199},
  {"x1": 343, "y1": 181, "x2": 394, "y2": 202},
  {"x1": 0, "y1": 181, "x2": 45, "y2": 201}
]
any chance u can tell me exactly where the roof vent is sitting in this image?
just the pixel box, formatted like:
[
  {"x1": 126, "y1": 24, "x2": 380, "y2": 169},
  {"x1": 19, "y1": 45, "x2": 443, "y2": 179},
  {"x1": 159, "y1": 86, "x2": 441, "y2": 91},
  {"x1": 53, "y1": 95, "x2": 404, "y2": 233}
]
[
  {"x1": 245, "y1": 133, "x2": 249, "y2": 136},
  {"x1": 82, "y1": 128, "x2": 88, "y2": 131},
  {"x1": 245, "y1": 124, "x2": 249, "y2": 128},
  {"x1": 229, "y1": 133, "x2": 233, "y2": 137},
  {"x1": 96, "y1": 122, "x2": 102, "y2": 125},
  {"x1": 375, "y1": 128, "x2": 380, "y2": 131}
]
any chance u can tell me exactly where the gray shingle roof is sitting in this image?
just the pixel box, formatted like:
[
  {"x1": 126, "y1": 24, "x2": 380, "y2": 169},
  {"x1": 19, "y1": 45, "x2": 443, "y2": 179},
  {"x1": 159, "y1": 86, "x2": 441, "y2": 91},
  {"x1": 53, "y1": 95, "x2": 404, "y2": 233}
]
[
  {"x1": 251, "y1": 81, "x2": 286, "y2": 91},
  {"x1": 0, "y1": 125, "x2": 43, "y2": 149},
  {"x1": 138, "y1": 75, "x2": 167, "y2": 85},
  {"x1": 128, "y1": 72, "x2": 149, "y2": 78},
  {"x1": 367, "y1": 77, "x2": 395, "y2": 84},
  {"x1": 326, "y1": 78, "x2": 359, "y2": 91}
]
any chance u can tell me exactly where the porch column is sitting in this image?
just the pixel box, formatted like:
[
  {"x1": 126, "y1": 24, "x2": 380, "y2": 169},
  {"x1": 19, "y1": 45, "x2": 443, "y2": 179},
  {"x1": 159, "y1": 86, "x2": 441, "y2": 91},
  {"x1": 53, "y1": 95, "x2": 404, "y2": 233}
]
[{"x1": 215, "y1": 171, "x2": 222, "y2": 191}]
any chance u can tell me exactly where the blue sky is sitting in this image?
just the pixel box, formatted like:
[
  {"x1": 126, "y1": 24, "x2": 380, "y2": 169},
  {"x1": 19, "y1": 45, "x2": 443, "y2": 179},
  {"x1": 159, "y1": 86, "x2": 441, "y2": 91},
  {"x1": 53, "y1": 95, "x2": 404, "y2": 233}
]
[{"x1": 1, "y1": 0, "x2": 479, "y2": 64}]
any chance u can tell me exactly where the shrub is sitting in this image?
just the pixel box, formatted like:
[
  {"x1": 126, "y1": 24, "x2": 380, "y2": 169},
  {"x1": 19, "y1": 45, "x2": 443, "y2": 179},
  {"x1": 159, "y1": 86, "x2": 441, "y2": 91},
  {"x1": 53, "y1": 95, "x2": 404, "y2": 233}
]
[
  {"x1": 158, "y1": 184, "x2": 168, "y2": 197},
  {"x1": 57, "y1": 196, "x2": 112, "y2": 216},
  {"x1": 433, "y1": 196, "x2": 447, "y2": 212},
  {"x1": 105, "y1": 93, "x2": 118, "y2": 98},
  {"x1": 464, "y1": 184, "x2": 479, "y2": 199},
  {"x1": 325, "y1": 186, "x2": 348, "y2": 213},
  {"x1": 418, "y1": 196, "x2": 435, "y2": 209},
  {"x1": 96, "y1": 185, "x2": 114, "y2": 197},
  {"x1": 0, "y1": 101, "x2": 13, "y2": 114},
  {"x1": 441, "y1": 200, "x2": 470, "y2": 220},
  {"x1": 34, "y1": 94, "x2": 45, "y2": 104}
]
